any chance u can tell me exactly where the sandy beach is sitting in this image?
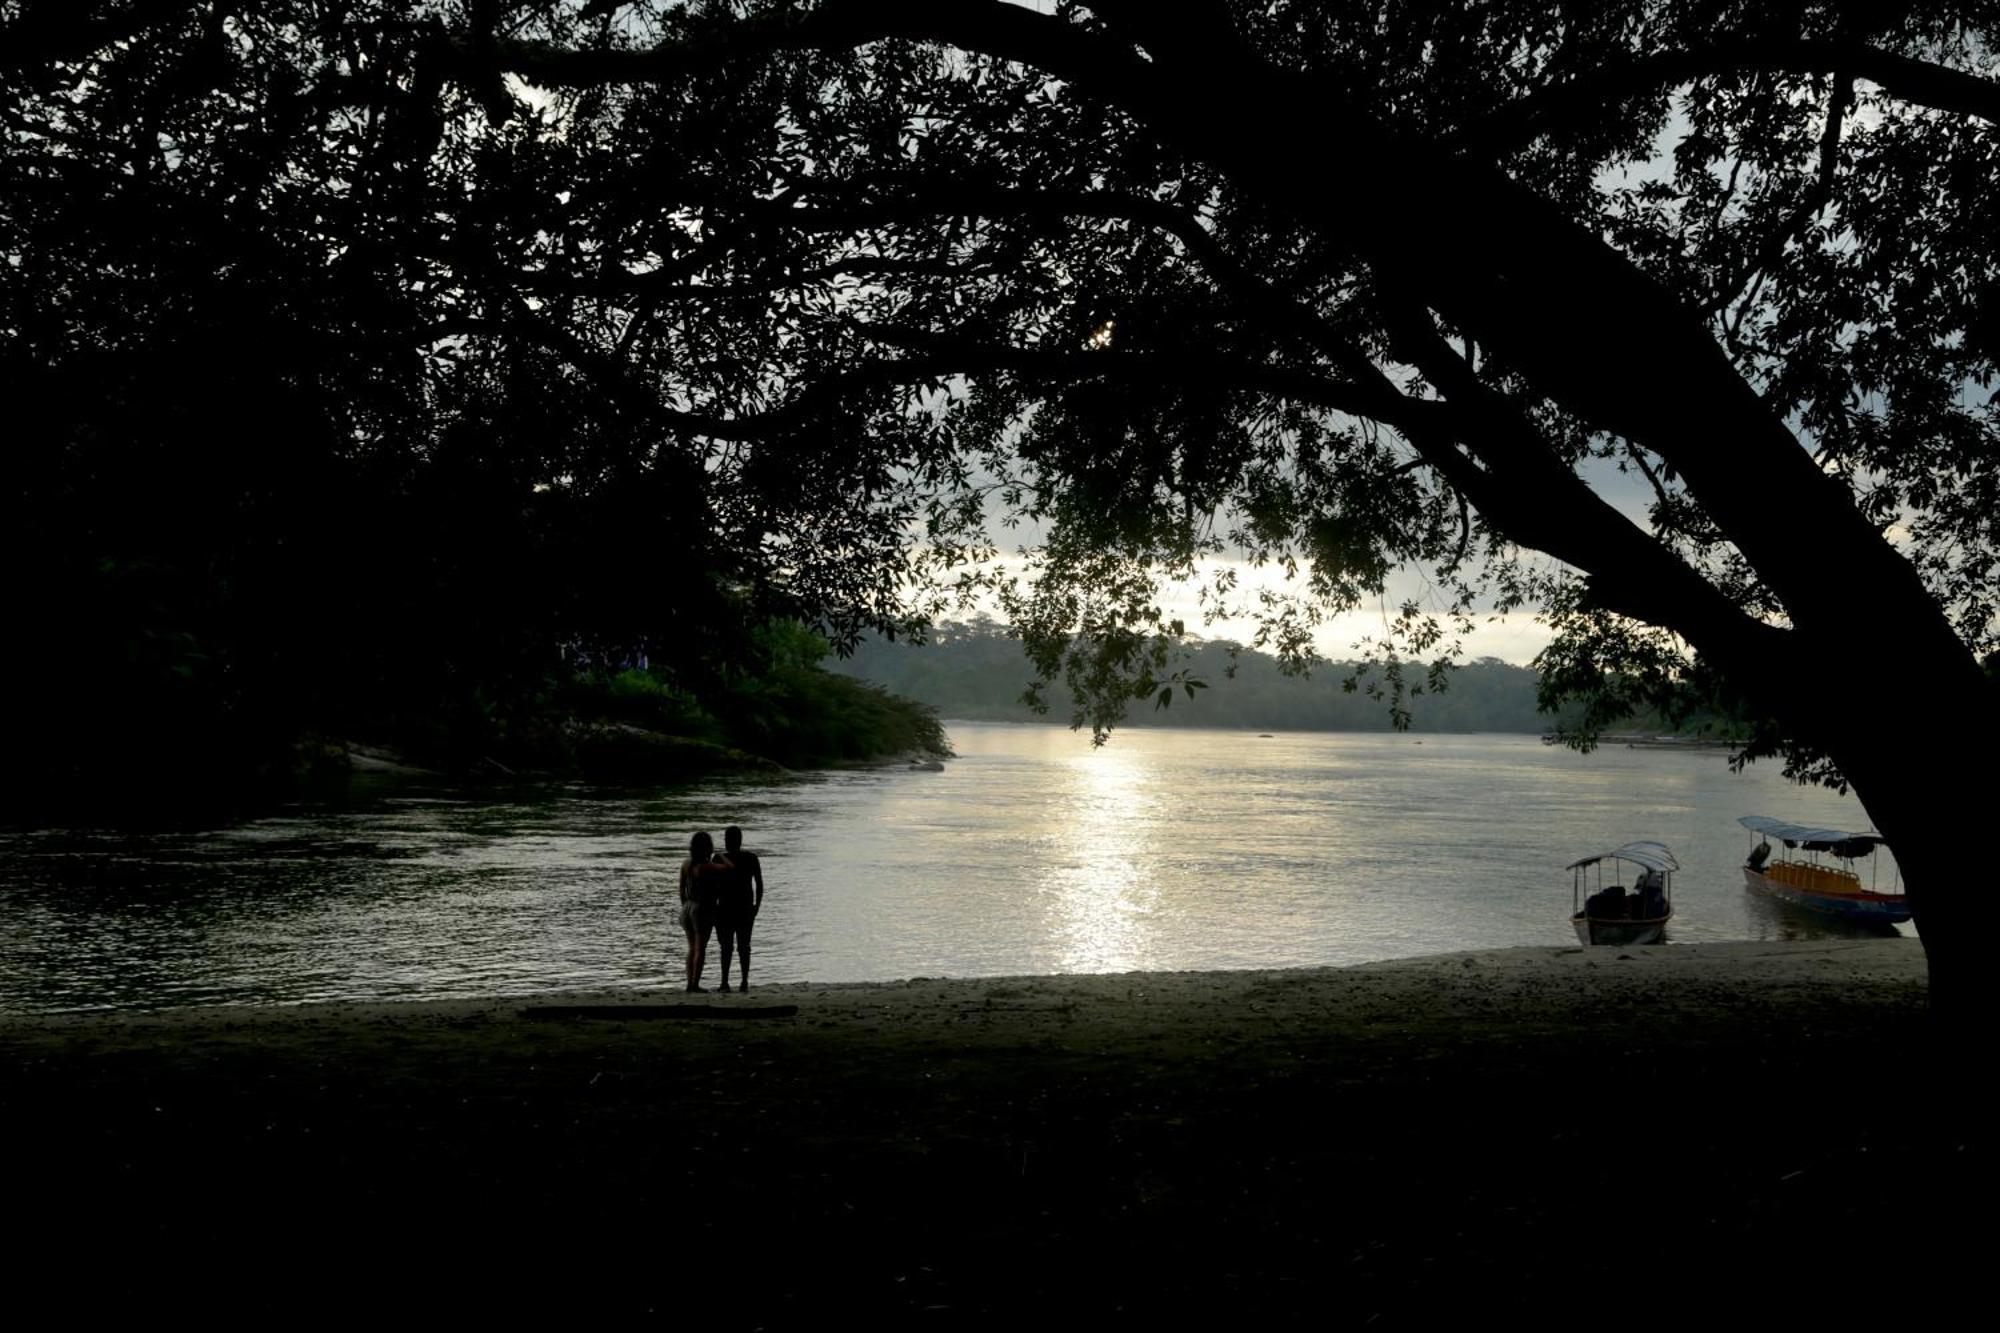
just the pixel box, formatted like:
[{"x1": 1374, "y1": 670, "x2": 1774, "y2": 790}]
[{"x1": 1, "y1": 939, "x2": 1976, "y2": 1325}]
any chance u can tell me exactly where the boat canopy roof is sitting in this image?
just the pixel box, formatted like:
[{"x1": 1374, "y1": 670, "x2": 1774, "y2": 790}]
[
  {"x1": 1738, "y1": 815, "x2": 1885, "y2": 857},
  {"x1": 1565, "y1": 841, "x2": 1679, "y2": 873}
]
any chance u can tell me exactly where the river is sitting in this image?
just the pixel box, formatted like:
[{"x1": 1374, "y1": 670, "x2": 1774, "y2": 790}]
[{"x1": 0, "y1": 725, "x2": 1910, "y2": 1012}]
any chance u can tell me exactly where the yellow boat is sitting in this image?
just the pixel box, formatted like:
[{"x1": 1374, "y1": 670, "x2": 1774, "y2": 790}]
[{"x1": 1737, "y1": 816, "x2": 1909, "y2": 923}]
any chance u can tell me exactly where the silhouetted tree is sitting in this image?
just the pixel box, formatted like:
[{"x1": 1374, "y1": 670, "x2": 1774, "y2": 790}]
[
  {"x1": 7, "y1": 3, "x2": 1995, "y2": 1010},
  {"x1": 1, "y1": 0, "x2": 930, "y2": 797}
]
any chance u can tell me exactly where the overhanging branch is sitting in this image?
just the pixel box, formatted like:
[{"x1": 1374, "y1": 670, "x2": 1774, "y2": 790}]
[
  {"x1": 1458, "y1": 38, "x2": 2000, "y2": 154},
  {"x1": 1373, "y1": 291, "x2": 1787, "y2": 668},
  {"x1": 421, "y1": 307, "x2": 1438, "y2": 444}
]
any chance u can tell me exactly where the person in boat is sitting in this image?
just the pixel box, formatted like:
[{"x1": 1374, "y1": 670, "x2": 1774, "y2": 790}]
[
  {"x1": 1746, "y1": 840, "x2": 1773, "y2": 872},
  {"x1": 712, "y1": 825, "x2": 763, "y2": 993},
  {"x1": 1583, "y1": 882, "x2": 1627, "y2": 920},
  {"x1": 679, "y1": 830, "x2": 732, "y2": 993},
  {"x1": 1635, "y1": 868, "x2": 1668, "y2": 920}
]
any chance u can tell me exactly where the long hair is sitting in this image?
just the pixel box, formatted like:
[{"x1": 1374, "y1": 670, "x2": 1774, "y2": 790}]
[{"x1": 689, "y1": 830, "x2": 714, "y2": 863}]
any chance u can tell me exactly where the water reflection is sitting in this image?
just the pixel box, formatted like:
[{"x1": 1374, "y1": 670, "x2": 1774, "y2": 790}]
[
  {"x1": 1038, "y1": 744, "x2": 1160, "y2": 974},
  {"x1": 0, "y1": 728, "x2": 1914, "y2": 1012}
]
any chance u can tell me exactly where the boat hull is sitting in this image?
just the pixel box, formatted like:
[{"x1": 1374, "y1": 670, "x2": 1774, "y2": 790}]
[
  {"x1": 1571, "y1": 912, "x2": 1670, "y2": 947},
  {"x1": 1742, "y1": 868, "x2": 1911, "y2": 924}
]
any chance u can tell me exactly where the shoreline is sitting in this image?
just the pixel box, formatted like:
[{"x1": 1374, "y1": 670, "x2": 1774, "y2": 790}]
[
  {"x1": 3, "y1": 938, "x2": 1970, "y2": 1323},
  {"x1": 0, "y1": 936, "x2": 1932, "y2": 1029}
]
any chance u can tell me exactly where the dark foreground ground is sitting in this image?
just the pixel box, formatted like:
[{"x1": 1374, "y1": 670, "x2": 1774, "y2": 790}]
[{"x1": 0, "y1": 941, "x2": 1980, "y2": 1327}]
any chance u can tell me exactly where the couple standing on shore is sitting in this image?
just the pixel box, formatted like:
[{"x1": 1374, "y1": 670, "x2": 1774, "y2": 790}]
[{"x1": 678, "y1": 826, "x2": 764, "y2": 993}]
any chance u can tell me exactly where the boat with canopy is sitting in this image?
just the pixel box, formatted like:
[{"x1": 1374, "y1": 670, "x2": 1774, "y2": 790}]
[
  {"x1": 1736, "y1": 815, "x2": 1910, "y2": 923},
  {"x1": 1567, "y1": 841, "x2": 1677, "y2": 945}
]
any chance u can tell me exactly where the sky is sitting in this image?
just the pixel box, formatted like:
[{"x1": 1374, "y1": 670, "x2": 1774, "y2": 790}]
[
  {"x1": 939, "y1": 437, "x2": 1665, "y2": 669},
  {"x1": 947, "y1": 544, "x2": 1561, "y2": 665},
  {"x1": 1154, "y1": 453, "x2": 1664, "y2": 666}
]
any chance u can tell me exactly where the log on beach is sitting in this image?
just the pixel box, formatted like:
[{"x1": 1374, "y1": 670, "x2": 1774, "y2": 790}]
[{"x1": 521, "y1": 1003, "x2": 800, "y2": 1020}]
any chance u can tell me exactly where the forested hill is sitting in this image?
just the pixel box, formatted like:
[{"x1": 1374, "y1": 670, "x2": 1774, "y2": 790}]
[{"x1": 828, "y1": 624, "x2": 1556, "y2": 733}]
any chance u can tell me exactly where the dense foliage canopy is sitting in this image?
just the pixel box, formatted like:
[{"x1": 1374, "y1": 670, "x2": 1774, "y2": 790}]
[
  {"x1": 2, "y1": 0, "x2": 941, "y2": 792},
  {"x1": 37, "y1": 8, "x2": 1987, "y2": 733}
]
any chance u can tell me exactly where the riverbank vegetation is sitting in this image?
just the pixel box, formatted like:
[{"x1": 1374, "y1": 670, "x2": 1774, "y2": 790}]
[
  {"x1": 565, "y1": 621, "x2": 950, "y2": 774},
  {"x1": 2, "y1": 607, "x2": 945, "y2": 816}
]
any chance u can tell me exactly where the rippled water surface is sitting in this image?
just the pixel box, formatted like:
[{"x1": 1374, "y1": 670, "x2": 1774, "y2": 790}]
[{"x1": 0, "y1": 726, "x2": 1910, "y2": 1011}]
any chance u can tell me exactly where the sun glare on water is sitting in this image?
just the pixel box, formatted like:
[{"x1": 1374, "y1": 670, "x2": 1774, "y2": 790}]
[{"x1": 1037, "y1": 745, "x2": 1160, "y2": 972}]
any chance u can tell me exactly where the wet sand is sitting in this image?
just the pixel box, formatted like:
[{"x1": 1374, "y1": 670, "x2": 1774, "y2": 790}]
[{"x1": 1, "y1": 939, "x2": 1977, "y2": 1324}]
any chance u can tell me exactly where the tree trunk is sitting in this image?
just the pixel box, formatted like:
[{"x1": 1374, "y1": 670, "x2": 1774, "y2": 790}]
[{"x1": 1819, "y1": 686, "x2": 1998, "y2": 1027}]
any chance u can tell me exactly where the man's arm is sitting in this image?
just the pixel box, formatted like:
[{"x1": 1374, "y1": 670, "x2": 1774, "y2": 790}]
[{"x1": 750, "y1": 854, "x2": 764, "y2": 912}]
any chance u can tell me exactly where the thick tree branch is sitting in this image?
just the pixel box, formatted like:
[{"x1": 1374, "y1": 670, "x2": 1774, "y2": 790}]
[
  {"x1": 1458, "y1": 38, "x2": 2000, "y2": 153},
  {"x1": 1373, "y1": 293, "x2": 1789, "y2": 673}
]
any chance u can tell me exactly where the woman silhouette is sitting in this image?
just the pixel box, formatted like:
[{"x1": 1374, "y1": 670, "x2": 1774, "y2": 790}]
[{"x1": 678, "y1": 831, "x2": 732, "y2": 992}]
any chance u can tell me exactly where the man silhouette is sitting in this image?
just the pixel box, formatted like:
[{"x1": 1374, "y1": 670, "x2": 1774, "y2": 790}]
[{"x1": 713, "y1": 825, "x2": 764, "y2": 993}]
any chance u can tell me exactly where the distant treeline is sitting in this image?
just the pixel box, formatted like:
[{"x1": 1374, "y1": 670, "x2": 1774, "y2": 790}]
[
  {"x1": 829, "y1": 621, "x2": 1746, "y2": 737},
  {"x1": 828, "y1": 622, "x2": 1550, "y2": 732}
]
